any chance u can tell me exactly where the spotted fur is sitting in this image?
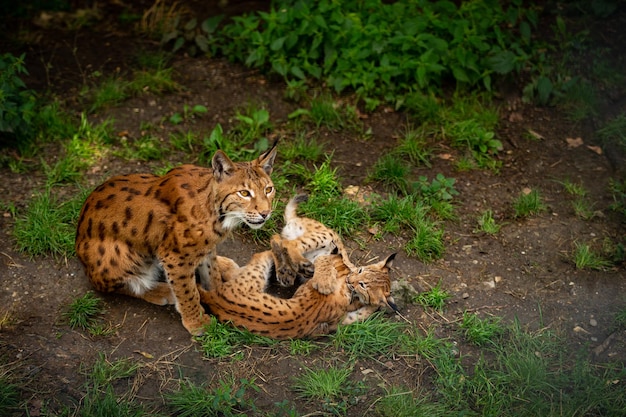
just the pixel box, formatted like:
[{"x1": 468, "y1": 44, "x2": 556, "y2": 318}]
[
  {"x1": 200, "y1": 196, "x2": 397, "y2": 339},
  {"x1": 75, "y1": 145, "x2": 277, "y2": 335}
]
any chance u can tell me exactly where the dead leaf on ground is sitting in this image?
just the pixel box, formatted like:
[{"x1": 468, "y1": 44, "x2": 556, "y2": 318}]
[
  {"x1": 527, "y1": 129, "x2": 544, "y2": 140},
  {"x1": 566, "y1": 137, "x2": 584, "y2": 148},
  {"x1": 587, "y1": 145, "x2": 603, "y2": 155}
]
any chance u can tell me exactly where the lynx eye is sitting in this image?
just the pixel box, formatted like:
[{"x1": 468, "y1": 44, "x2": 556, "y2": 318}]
[
  {"x1": 357, "y1": 267, "x2": 363, "y2": 274},
  {"x1": 359, "y1": 281, "x2": 367, "y2": 289},
  {"x1": 238, "y1": 190, "x2": 251, "y2": 198},
  {"x1": 265, "y1": 186, "x2": 274, "y2": 195}
]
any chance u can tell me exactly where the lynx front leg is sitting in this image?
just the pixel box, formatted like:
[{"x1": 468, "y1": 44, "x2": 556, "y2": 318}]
[
  {"x1": 341, "y1": 305, "x2": 380, "y2": 325},
  {"x1": 309, "y1": 255, "x2": 339, "y2": 295},
  {"x1": 161, "y1": 253, "x2": 211, "y2": 336}
]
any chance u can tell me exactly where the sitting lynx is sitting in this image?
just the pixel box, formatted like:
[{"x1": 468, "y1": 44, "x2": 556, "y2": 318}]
[
  {"x1": 75, "y1": 145, "x2": 277, "y2": 335},
  {"x1": 200, "y1": 194, "x2": 398, "y2": 339}
]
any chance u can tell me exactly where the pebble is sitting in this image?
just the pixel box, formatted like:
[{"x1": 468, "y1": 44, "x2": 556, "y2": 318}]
[
  {"x1": 589, "y1": 318, "x2": 597, "y2": 327},
  {"x1": 462, "y1": 292, "x2": 469, "y2": 299}
]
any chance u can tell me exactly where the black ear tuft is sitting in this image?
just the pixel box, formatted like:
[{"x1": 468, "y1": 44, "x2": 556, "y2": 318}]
[
  {"x1": 212, "y1": 150, "x2": 236, "y2": 181},
  {"x1": 257, "y1": 140, "x2": 278, "y2": 176},
  {"x1": 384, "y1": 253, "x2": 397, "y2": 269}
]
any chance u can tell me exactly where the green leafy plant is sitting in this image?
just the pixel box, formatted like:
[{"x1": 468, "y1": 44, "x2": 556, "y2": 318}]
[
  {"x1": 0, "y1": 53, "x2": 36, "y2": 145},
  {"x1": 169, "y1": 104, "x2": 208, "y2": 125},
  {"x1": 161, "y1": 15, "x2": 223, "y2": 56},
  {"x1": 217, "y1": 0, "x2": 539, "y2": 104},
  {"x1": 412, "y1": 173, "x2": 458, "y2": 219}
]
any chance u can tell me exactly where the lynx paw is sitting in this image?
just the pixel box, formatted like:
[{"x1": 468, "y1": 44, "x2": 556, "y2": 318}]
[{"x1": 311, "y1": 263, "x2": 338, "y2": 295}]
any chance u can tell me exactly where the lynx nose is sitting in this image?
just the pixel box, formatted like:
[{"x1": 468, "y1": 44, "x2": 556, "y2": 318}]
[{"x1": 259, "y1": 210, "x2": 271, "y2": 219}]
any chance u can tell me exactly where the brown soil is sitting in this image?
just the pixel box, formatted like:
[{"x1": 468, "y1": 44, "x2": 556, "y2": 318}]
[{"x1": 0, "y1": 2, "x2": 625, "y2": 416}]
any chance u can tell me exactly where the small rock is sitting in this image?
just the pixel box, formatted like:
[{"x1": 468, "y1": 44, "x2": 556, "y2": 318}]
[
  {"x1": 589, "y1": 318, "x2": 598, "y2": 327},
  {"x1": 462, "y1": 292, "x2": 469, "y2": 299},
  {"x1": 483, "y1": 280, "x2": 495, "y2": 289},
  {"x1": 494, "y1": 276, "x2": 502, "y2": 283}
]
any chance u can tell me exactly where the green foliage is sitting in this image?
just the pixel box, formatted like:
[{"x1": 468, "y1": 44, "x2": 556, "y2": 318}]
[
  {"x1": 217, "y1": 0, "x2": 539, "y2": 103},
  {"x1": 414, "y1": 282, "x2": 450, "y2": 312},
  {"x1": 161, "y1": 15, "x2": 224, "y2": 57},
  {"x1": 331, "y1": 312, "x2": 405, "y2": 358},
  {"x1": 300, "y1": 192, "x2": 368, "y2": 237},
  {"x1": 412, "y1": 174, "x2": 458, "y2": 219},
  {"x1": 608, "y1": 178, "x2": 626, "y2": 218},
  {"x1": 0, "y1": 53, "x2": 36, "y2": 144},
  {"x1": 169, "y1": 104, "x2": 208, "y2": 125},
  {"x1": 166, "y1": 378, "x2": 258, "y2": 417},
  {"x1": 597, "y1": 113, "x2": 626, "y2": 152}
]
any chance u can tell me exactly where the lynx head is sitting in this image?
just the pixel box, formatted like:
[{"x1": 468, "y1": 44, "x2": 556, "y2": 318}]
[
  {"x1": 347, "y1": 253, "x2": 398, "y2": 312},
  {"x1": 212, "y1": 143, "x2": 278, "y2": 230}
]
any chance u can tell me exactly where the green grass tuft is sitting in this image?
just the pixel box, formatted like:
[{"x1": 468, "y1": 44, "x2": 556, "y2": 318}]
[
  {"x1": 513, "y1": 189, "x2": 546, "y2": 218},
  {"x1": 331, "y1": 313, "x2": 405, "y2": 358},
  {"x1": 63, "y1": 292, "x2": 106, "y2": 332},
  {"x1": 166, "y1": 378, "x2": 258, "y2": 417},
  {"x1": 414, "y1": 282, "x2": 450, "y2": 312}
]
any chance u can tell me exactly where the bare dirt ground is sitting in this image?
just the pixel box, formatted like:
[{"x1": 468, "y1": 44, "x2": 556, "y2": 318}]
[{"x1": 0, "y1": 2, "x2": 625, "y2": 415}]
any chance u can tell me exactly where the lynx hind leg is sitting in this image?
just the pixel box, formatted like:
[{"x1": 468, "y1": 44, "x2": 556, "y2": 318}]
[
  {"x1": 309, "y1": 255, "x2": 339, "y2": 295},
  {"x1": 341, "y1": 305, "x2": 380, "y2": 325},
  {"x1": 271, "y1": 235, "x2": 312, "y2": 287}
]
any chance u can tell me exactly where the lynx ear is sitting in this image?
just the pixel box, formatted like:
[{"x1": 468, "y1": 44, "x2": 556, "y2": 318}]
[
  {"x1": 256, "y1": 140, "x2": 278, "y2": 176},
  {"x1": 382, "y1": 253, "x2": 396, "y2": 269},
  {"x1": 212, "y1": 150, "x2": 236, "y2": 181}
]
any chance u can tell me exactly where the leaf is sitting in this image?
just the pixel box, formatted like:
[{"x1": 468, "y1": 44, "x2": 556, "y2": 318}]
[
  {"x1": 288, "y1": 108, "x2": 310, "y2": 119},
  {"x1": 536, "y1": 76, "x2": 553, "y2": 104},
  {"x1": 172, "y1": 37, "x2": 185, "y2": 53},
  {"x1": 195, "y1": 34, "x2": 209, "y2": 52},
  {"x1": 290, "y1": 66, "x2": 305, "y2": 79},
  {"x1": 270, "y1": 36, "x2": 286, "y2": 51},
  {"x1": 488, "y1": 50, "x2": 517, "y2": 74},
  {"x1": 566, "y1": 137, "x2": 584, "y2": 148},
  {"x1": 184, "y1": 18, "x2": 197, "y2": 31},
  {"x1": 201, "y1": 15, "x2": 223, "y2": 34}
]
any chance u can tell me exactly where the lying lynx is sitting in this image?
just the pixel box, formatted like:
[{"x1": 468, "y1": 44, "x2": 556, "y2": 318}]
[
  {"x1": 200, "y1": 194, "x2": 397, "y2": 339},
  {"x1": 75, "y1": 145, "x2": 277, "y2": 335}
]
